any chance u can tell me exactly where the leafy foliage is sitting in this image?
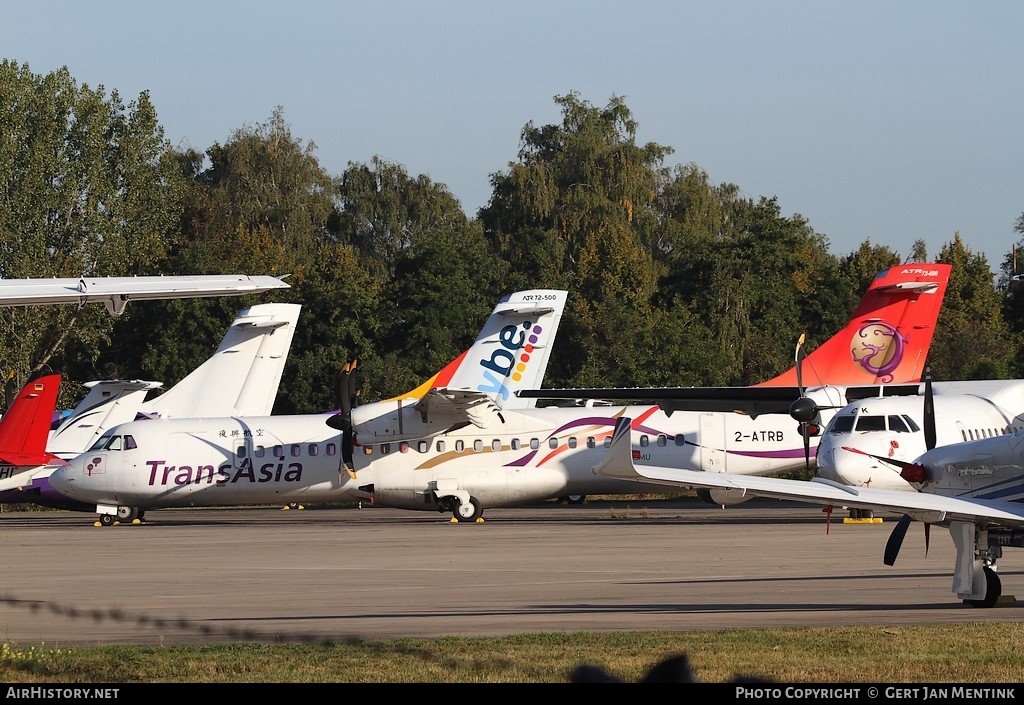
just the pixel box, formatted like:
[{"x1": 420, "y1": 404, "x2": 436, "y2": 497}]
[{"x1": 1, "y1": 65, "x2": 1020, "y2": 411}]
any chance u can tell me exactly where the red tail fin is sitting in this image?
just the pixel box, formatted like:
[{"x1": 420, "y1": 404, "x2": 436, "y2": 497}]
[
  {"x1": 0, "y1": 373, "x2": 62, "y2": 466},
  {"x1": 757, "y1": 264, "x2": 952, "y2": 387}
]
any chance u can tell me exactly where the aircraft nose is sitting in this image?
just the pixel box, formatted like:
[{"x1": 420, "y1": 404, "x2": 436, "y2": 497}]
[{"x1": 47, "y1": 463, "x2": 76, "y2": 495}]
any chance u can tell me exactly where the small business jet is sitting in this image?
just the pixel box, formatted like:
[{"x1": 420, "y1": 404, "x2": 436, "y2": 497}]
[
  {"x1": 0, "y1": 302, "x2": 301, "y2": 514},
  {"x1": 0, "y1": 274, "x2": 289, "y2": 315},
  {"x1": 47, "y1": 289, "x2": 569, "y2": 524},
  {"x1": 49, "y1": 266, "x2": 953, "y2": 524},
  {"x1": 594, "y1": 380, "x2": 1024, "y2": 608}
]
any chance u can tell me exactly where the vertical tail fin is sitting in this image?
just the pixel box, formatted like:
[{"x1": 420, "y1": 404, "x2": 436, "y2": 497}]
[
  {"x1": 138, "y1": 302, "x2": 301, "y2": 418},
  {"x1": 47, "y1": 380, "x2": 162, "y2": 459},
  {"x1": 756, "y1": 264, "x2": 951, "y2": 387},
  {"x1": 0, "y1": 373, "x2": 62, "y2": 465},
  {"x1": 47, "y1": 303, "x2": 301, "y2": 459},
  {"x1": 390, "y1": 290, "x2": 568, "y2": 408}
]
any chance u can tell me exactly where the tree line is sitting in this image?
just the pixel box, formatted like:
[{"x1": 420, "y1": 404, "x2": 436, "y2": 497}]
[{"x1": 2, "y1": 60, "x2": 1023, "y2": 415}]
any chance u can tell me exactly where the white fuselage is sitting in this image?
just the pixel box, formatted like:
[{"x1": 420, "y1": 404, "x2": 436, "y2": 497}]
[
  {"x1": 50, "y1": 415, "x2": 363, "y2": 509},
  {"x1": 50, "y1": 399, "x2": 837, "y2": 514}
]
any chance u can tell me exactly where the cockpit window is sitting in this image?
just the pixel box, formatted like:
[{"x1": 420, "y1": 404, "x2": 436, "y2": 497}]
[
  {"x1": 829, "y1": 415, "x2": 856, "y2": 433},
  {"x1": 902, "y1": 415, "x2": 921, "y2": 432},
  {"x1": 124, "y1": 435, "x2": 137, "y2": 450},
  {"x1": 887, "y1": 415, "x2": 911, "y2": 433},
  {"x1": 855, "y1": 416, "x2": 886, "y2": 432}
]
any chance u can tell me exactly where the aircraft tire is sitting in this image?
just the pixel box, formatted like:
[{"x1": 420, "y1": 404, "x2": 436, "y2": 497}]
[
  {"x1": 565, "y1": 495, "x2": 586, "y2": 505},
  {"x1": 966, "y1": 565, "x2": 999, "y2": 606},
  {"x1": 452, "y1": 497, "x2": 482, "y2": 522},
  {"x1": 98, "y1": 514, "x2": 115, "y2": 527},
  {"x1": 967, "y1": 566, "x2": 1001, "y2": 608},
  {"x1": 116, "y1": 506, "x2": 139, "y2": 522}
]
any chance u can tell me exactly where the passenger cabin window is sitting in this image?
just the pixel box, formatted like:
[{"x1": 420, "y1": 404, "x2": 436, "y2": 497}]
[
  {"x1": 474, "y1": 440, "x2": 483, "y2": 452},
  {"x1": 639, "y1": 435, "x2": 649, "y2": 447},
  {"x1": 567, "y1": 437, "x2": 577, "y2": 449},
  {"x1": 436, "y1": 440, "x2": 446, "y2": 453},
  {"x1": 491, "y1": 439, "x2": 501, "y2": 451},
  {"x1": 255, "y1": 446, "x2": 267, "y2": 458},
  {"x1": 586, "y1": 437, "x2": 596, "y2": 449},
  {"x1": 657, "y1": 435, "x2": 667, "y2": 447},
  {"x1": 530, "y1": 439, "x2": 540, "y2": 450},
  {"x1": 674, "y1": 435, "x2": 686, "y2": 446}
]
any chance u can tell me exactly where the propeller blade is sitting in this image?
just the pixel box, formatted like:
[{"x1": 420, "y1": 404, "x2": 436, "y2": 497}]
[
  {"x1": 794, "y1": 333, "x2": 806, "y2": 394},
  {"x1": 923, "y1": 366, "x2": 936, "y2": 451},
  {"x1": 884, "y1": 514, "x2": 912, "y2": 566},
  {"x1": 802, "y1": 422, "x2": 811, "y2": 470}
]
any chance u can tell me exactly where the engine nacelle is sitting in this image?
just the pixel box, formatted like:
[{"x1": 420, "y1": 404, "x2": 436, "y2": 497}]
[
  {"x1": 695, "y1": 487, "x2": 756, "y2": 507},
  {"x1": 351, "y1": 399, "x2": 460, "y2": 444}
]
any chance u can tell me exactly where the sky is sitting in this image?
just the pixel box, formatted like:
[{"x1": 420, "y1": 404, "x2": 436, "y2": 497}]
[{"x1": 3, "y1": 1, "x2": 1022, "y2": 271}]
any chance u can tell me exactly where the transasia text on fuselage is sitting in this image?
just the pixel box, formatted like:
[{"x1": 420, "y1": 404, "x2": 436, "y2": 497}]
[{"x1": 144, "y1": 458, "x2": 304, "y2": 486}]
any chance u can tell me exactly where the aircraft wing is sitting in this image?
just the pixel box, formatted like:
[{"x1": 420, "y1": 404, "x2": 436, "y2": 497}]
[
  {"x1": 596, "y1": 416, "x2": 1024, "y2": 530},
  {"x1": 518, "y1": 386, "x2": 803, "y2": 416},
  {"x1": 0, "y1": 275, "x2": 290, "y2": 315},
  {"x1": 517, "y1": 384, "x2": 921, "y2": 416}
]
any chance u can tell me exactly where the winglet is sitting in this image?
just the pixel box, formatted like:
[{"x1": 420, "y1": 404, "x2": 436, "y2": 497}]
[{"x1": 593, "y1": 416, "x2": 642, "y2": 481}]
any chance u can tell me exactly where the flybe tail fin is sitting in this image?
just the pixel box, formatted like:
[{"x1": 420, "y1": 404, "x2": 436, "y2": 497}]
[
  {"x1": 344, "y1": 289, "x2": 568, "y2": 444},
  {"x1": 0, "y1": 373, "x2": 62, "y2": 466},
  {"x1": 139, "y1": 302, "x2": 301, "y2": 418},
  {"x1": 394, "y1": 290, "x2": 568, "y2": 408},
  {"x1": 756, "y1": 264, "x2": 952, "y2": 387}
]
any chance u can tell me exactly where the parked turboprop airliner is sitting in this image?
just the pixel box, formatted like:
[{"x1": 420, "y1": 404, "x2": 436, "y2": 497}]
[
  {"x1": 48, "y1": 289, "x2": 569, "y2": 524},
  {"x1": 0, "y1": 303, "x2": 301, "y2": 515},
  {"x1": 50, "y1": 266, "x2": 952, "y2": 524}
]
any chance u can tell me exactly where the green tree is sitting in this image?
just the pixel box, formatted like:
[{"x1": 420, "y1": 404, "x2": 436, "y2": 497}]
[
  {"x1": 480, "y1": 93, "x2": 670, "y2": 386},
  {"x1": 0, "y1": 61, "x2": 181, "y2": 402},
  {"x1": 929, "y1": 233, "x2": 1014, "y2": 380},
  {"x1": 103, "y1": 109, "x2": 331, "y2": 412},
  {"x1": 336, "y1": 158, "x2": 503, "y2": 402}
]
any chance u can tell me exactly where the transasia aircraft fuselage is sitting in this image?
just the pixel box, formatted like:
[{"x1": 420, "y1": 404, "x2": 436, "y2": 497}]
[{"x1": 48, "y1": 401, "x2": 836, "y2": 514}]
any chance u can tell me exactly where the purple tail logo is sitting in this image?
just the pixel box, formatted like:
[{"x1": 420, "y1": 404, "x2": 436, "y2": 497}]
[{"x1": 850, "y1": 322, "x2": 907, "y2": 383}]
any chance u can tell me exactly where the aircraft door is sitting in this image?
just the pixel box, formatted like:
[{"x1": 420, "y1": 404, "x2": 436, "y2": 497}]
[{"x1": 699, "y1": 413, "x2": 726, "y2": 472}]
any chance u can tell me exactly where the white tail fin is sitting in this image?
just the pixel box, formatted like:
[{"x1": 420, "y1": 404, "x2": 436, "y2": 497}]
[
  {"x1": 47, "y1": 380, "x2": 162, "y2": 459},
  {"x1": 399, "y1": 290, "x2": 568, "y2": 408},
  {"x1": 47, "y1": 302, "x2": 300, "y2": 458},
  {"x1": 138, "y1": 302, "x2": 301, "y2": 419},
  {"x1": 344, "y1": 290, "x2": 568, "y2": 444}
]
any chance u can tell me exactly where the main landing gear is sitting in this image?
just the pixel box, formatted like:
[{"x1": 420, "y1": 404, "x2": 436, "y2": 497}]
[
  {"x1": 437, "y1": 494, "x2": 483, "y2": 522},
  {"x1": 96, "y1": 506, "x2": 145, "y2": 526}
]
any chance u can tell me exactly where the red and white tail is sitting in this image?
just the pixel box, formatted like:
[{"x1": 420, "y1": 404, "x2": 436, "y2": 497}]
[
  {"x1": 757, "y1": 264, "x2": 952, "y2": 387},
  {"x1": 0, "y1": 373, "x2": 62, "y2": 467}
]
